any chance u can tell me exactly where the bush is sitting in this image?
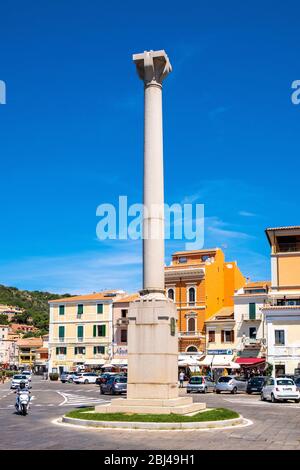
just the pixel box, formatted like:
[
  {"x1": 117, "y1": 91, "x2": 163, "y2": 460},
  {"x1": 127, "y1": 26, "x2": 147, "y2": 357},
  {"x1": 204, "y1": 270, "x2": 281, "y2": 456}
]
[{"x1": 49, "y1": 373, "x2": 59, "y2": 381}]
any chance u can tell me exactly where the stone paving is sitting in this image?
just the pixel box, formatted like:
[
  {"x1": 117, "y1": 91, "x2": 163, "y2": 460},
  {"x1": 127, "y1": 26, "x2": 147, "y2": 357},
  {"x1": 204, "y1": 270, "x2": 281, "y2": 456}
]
[{"x1": 0, "y1": 377, "x2": 300, "y2": 449}]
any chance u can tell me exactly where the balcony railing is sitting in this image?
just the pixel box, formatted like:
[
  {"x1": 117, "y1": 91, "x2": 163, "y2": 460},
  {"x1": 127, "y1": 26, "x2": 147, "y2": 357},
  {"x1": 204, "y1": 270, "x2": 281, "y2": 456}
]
[
  {"x1": 276, "y1": 242, "x2": 300, "y2": 253},
  {"x1": 178, "y1": 331, "x2": 203, "y2": 338},
  {"x1": 243, "y1": 337, "x2": 265, "y2": 347},
  {"x1": 241, "y1": 312, "x2": 262, "y2": 321},
  {"x1": 116, "y1": 318, "x2": 129, "y2": 326}
]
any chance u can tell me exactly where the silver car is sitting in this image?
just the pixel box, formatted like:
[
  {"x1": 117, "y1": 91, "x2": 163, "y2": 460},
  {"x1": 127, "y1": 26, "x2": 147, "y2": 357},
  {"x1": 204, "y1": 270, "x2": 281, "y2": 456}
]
[
  {"x1": 187, "y1": 375, "x2": 215, "y2": 394},
  {"x1": 215, "y1": 375, "x2": 248, "y2": 394}
]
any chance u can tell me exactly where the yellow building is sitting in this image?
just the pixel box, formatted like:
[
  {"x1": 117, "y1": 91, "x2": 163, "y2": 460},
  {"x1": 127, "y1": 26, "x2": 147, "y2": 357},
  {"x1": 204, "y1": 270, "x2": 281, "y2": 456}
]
[
  {"x1": 263, "y1": 226, "x2": 300, "y2": 376},
  {"x1": 17, "y1": 337, "x2": 43, "y2": 368},
  {"x1": 165, "y1": 248, "x2": 245, "y2": 354},
  {"x1": 48, "y1": 290, "x2": 125, "y2": 374}
]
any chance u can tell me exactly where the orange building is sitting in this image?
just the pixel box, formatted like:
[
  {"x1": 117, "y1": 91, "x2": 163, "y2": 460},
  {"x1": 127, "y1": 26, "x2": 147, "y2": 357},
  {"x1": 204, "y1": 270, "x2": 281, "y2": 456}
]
[{"x1": 165, "y1": 248, "x2": 246, "y2": 354}]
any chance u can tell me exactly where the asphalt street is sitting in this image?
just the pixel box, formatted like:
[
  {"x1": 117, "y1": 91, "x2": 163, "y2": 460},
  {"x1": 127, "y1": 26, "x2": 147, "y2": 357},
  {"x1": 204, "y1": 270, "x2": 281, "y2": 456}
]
[{"x1": 1, "y1": 376, "x2": 300, "y2": 450}]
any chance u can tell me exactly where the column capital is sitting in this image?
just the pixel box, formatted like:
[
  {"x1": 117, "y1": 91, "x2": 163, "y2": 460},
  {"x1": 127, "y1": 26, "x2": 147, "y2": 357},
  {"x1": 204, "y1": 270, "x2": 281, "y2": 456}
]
[{"x1": 133, "y1": 50, "x2": 172, "y2": 87}]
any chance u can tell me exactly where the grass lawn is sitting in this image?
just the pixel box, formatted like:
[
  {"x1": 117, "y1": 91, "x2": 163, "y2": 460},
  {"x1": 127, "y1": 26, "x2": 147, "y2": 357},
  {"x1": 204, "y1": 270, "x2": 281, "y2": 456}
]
[{"x1": 65, "y1": 407, "x2": 239, "y2": 423}]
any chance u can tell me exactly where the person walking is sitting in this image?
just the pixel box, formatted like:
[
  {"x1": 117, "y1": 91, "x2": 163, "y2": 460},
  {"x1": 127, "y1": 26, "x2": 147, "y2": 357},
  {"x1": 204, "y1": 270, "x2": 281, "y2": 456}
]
[{"x1": 179, "y1": 371, "x2": 185, "y2": 388}]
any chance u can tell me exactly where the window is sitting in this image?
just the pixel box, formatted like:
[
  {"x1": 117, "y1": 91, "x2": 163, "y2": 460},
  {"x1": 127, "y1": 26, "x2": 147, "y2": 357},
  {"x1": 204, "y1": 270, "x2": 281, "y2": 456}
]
[
  {"x1": 186, "y1": 346, "x2": 198, "y2": 353},
  {"x1": 121, "y1": 309, "x2": 127, "y2": 318},
  {"x1": 249, "y1": 303, "x2": 256, "y2": 320},
  {"x1": 58, "y1": 326, "x2": 65, "y2": 340},
  {"x1": 178, "y1": 256, "x2": 187, "y2": 263},
  {"x1": 56, "y1": 347, "x2": 67, "y2": 355},
  {"x1": 93, "y1": 324, "x2": 106, "y2": 337},
  {"x1": 121, "y1": 329, "x2": 127, "y2": 343},
  {"x1": 167, "y1": 288, "x2": 174, "y2": 300},
  {"x1": 74, "y1": 347, "x2": 86, "y2": 355},
  {"x1": 188, "y1": 317, "x2": 196, "y2": 332},
  {"x1": 77, "y1": 304, "x2": 83, "y2": 315},
  {"x1": 221, "y1": 330, "x2": 234, "y2": 343},
  {"x1": 93, "y1": 346, "x2": 105, "y2": 355},
  {"x1": 249, "y1": 327, "x2": 257, "y2": 339},
  {"x1": 59, "y1": 305, "x2": 65, "y2": 315},
  {"x1": 275, "y1": 330, "x2": 285, "y2": 345},
  {"x1": 208, "y1": 330, "x2": 215, "y2": 343},
  {"x1": 188, "y1": 287, "x2": 195, "y2": 304},
  {"x1": 77, "y1": 325, "x2": 84, "y2": 340},
  {"x1": 97, "y1": 303, "x2": 103, "y2": 314}
]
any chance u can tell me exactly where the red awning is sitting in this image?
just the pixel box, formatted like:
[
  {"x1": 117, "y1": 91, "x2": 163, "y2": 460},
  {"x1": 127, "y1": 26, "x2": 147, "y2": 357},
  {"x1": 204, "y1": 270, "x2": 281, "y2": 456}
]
[{"x1": 235, "y1": 358, "x2": 265, "y2": 366}]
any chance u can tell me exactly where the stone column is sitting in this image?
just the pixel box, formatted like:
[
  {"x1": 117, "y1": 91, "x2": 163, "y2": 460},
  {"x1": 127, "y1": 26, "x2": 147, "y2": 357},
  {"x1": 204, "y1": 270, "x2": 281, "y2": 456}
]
[
  {"x1": 134, "y1": 50, "x2": 171, "y2": 296},
  {"x1": 95, "y1": 50, "x2": 205, "y2": 415}
]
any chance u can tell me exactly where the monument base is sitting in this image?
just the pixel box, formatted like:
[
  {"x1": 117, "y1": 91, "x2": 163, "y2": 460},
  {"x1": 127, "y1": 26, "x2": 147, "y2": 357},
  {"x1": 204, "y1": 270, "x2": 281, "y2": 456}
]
[{"x1": 95, "y1": 397, "x2": 206, "y2": 415}]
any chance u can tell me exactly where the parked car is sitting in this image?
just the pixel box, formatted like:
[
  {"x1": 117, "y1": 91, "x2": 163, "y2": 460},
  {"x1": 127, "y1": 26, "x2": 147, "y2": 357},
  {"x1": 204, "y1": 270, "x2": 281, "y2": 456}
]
[
  {"x1": 21, "y1": 371, "x2": 32, "y2": 382},
  {"x1": 215, "y1": 375, "x2": 248, "y2": 394},
  {"x1": 186, "y1": 375, "x2": 215, "y2": 394},
  {"x1": 246, "y1": 376, "x2": 267, "y2": 394},
  {"x1": 95, "y1": 372, "x2": 118, "y2": 386},
  {"x1": 73, "y1": 372, "x2": 99, "y2": 384},
  {"x1": 60, "y1": 372, "x2": 77, "y2": 383},
  {"x1": 10, "y1": 375, "x2": 30, "y2": 390},
  {"x1": 294, "y1": 376, "x2": 300, "y2": 392},
  {"x1": 261, "y1": 377, "x2": 300, "y2": 403},
  {"x1": 100, "y1": 375, "x2": 127, "y2": 395}
]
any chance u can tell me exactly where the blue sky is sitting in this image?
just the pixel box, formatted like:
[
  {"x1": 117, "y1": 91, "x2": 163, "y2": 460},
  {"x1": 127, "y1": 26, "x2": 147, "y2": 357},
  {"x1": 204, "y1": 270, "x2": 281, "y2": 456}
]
[{"x1": 0, "y1": 1, "x2": 299, "y2": 294}]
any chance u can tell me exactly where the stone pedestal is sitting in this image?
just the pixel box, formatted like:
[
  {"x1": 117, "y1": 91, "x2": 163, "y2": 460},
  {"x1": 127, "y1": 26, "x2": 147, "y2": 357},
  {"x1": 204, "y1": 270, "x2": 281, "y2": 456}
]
[{"x1": 95, "y1": 296, "x2": 206, "y2": 415}]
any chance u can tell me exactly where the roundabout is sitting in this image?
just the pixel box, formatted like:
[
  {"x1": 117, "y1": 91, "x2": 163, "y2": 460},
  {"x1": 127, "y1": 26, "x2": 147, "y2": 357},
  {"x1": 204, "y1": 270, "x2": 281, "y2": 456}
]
[{"x1": 59, "y1": 406, "x2": 251, "y2": 431}]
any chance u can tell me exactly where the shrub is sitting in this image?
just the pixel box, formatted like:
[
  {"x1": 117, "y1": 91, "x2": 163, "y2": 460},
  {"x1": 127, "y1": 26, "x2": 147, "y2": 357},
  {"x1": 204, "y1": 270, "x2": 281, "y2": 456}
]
[{"x1": 49, "y1": 373, "x2": 59, "y2": 381}]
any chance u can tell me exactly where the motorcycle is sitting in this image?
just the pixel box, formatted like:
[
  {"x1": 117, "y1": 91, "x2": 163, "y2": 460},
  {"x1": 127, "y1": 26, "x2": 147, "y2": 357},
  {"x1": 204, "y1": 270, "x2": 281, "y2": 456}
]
[{"x1": 15, "y1": 390, "x2": 30, "y2": 415}]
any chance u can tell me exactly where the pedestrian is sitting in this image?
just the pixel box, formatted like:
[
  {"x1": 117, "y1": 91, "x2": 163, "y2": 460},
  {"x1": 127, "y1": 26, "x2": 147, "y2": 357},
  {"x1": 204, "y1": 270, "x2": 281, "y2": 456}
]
[{"x1": 179, "y1": 370, "x2": 185, "y2": 388}]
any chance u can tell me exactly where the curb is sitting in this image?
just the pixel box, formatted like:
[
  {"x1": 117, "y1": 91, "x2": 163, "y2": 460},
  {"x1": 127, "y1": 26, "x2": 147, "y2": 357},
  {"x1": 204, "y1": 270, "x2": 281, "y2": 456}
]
[{"x1": 62, "y1": 415, "x2": 247, "y2": 430}]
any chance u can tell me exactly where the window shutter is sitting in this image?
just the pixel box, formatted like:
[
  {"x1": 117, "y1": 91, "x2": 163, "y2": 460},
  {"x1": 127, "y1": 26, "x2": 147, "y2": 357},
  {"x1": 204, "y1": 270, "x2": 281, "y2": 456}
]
[
  {"x1": 221, "y1": 330, "x2": 224, "y2": 343},
  {"x1": 97, "y1": 304, "x2": 103, "y2": 314},
  {"x1": 93, "y1": 325, "x2": 97, "y2": 337},
  {"x1": 249, "y1": 303, "x2": 256, "y2": 320},
  {"x1": 77, "y1": 304, "x2": 83, "y2": 315},
  {"x1": 59, "y1": 326, "x2": 65, "y2": 339},
  {"x1": 59, "y1": 305, "x2": 64, "y2": 315},
  {"x1": 56, "y1": 347, "x2": 59, "y2": 355},
  {"x1": 100, "y1": 325, "x2": 106, "y2": 337},
  {"x1": 74, "y1": 347, "x2": 77, "y2": 355},
  {"x1": 230, "y1": 330, "x2": 234, "y2": 342},
  {"x1": 77, "y1": 325, "x2": 83, "y2": 338}
]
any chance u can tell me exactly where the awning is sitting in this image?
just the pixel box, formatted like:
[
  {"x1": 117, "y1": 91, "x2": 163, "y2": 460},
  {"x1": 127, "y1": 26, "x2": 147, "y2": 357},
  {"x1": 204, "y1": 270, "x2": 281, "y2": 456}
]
[
  {"x1": 178, "y1": 355, "x2": 200, "y2": 367},
  {"x1": 84, "y1": 359, "x2": 105, "y2": 366},
  {"x1": 111, "y1": 359, "x2": 128, "y2": 365},
  {"x1": 197, "y1": 355, "x2": 214, "y2": 366},
  {"x1": 189, "y1": 366, "x2": 200, "y2": 373},
  {"x1": 235, "y1": 358, "x2": 265, "y2": 366},
  {"x1": 211, "y1": 355, "x2": 240, "y2": 369}
]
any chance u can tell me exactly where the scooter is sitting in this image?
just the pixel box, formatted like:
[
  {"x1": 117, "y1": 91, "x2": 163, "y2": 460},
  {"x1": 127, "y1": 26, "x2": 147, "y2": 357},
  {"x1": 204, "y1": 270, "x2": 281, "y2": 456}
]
[{"x1": 15, "y1": 390, "x2": 30, "y2": 415}]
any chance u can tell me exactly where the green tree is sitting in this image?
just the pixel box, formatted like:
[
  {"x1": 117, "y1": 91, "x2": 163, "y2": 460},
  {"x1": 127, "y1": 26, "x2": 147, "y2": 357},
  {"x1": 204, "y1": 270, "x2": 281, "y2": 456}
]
[{"x1": 0, "y1": 314, "x2": 9, "y2": 325}]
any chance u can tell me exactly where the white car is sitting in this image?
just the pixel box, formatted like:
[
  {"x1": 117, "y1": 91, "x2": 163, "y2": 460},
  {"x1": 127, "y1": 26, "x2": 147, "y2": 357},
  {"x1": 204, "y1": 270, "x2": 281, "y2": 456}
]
[
  {"x1": 22, "y1": 371, "x2": 32, "y2": 382},
  {"x1": 261, "y1": 377, "x2": 300, "y2": 403},
  {"x1": 10, "y1": 375, "x2": 30, "y2": 389},
  {"x1": 73, "y1": 372, "x2": 99, "y2": 384}
]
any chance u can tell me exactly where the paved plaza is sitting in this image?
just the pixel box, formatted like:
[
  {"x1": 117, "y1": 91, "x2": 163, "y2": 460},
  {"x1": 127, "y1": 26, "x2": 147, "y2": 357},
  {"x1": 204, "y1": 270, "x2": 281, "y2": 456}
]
[{"x1": 0, "y1": 376, "x2": 300, "y2": 450}]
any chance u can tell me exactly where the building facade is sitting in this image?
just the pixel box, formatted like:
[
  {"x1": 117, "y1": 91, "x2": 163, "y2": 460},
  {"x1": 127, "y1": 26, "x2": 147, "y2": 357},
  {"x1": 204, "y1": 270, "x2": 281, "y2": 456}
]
[
  {"x1": 165, "y1": 248, "x2": 245, "y2": 354},
  {"x1": 263, "y1": 226, "x2": 300, "y2": 376},
  {"x1": 48, "y1": 290, "x2": 125, "y2": 373},
  {"x1": 17, "y1": 337, "x2": 43, "y2": 368},
  {"x1": 234, "y1": 281, "x2": 270, "y2": 362}
]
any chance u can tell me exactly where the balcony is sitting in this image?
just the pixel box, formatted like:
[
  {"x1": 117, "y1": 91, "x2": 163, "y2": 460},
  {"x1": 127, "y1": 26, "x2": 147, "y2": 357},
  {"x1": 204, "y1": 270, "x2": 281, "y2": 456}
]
[
  {"x1": 242, "y1": 337, "x2": 265, "y2": 348},
  {"x1": 241, "y1": 312, "x2": 262, "y2": 321},
  {"x1": 116, "y1": 318, "x2": 129, "y2": 326},
  {"x1": 276, "y1": 242, "x2": 300, "y2": 253},
  {"x1": 178, "y1": 331, "x2": 203, "y2": 338}
]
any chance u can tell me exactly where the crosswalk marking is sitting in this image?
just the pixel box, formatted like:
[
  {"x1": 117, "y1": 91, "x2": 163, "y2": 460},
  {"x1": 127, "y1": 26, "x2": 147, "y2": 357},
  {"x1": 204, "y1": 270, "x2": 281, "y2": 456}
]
[{"x1": 57, "y1": 392, "x2": 108, "y2": 407}]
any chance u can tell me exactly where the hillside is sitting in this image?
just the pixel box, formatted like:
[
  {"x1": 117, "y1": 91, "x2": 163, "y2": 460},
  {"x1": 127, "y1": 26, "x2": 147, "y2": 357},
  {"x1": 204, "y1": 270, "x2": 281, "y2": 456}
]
[{"x1": 0, "y1": 284, "x2": 71, "y2": 332}]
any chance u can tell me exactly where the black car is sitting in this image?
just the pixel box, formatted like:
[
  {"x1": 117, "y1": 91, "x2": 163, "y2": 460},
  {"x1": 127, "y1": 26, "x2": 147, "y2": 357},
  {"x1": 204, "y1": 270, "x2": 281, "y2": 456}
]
[
  {"x1": 294, "y1": 376, "x2": 300, "y2": 392},
  {"x1": 100, "y1": 375, "x2": 127, "y2": 395},
  {"x1": 246, "y1": 376, "x2": 267, "y2": 394}
]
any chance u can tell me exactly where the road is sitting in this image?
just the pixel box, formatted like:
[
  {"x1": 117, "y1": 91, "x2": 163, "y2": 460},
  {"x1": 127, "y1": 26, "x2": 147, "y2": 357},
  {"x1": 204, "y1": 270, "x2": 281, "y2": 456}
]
[{"x1": 0, "y1": 376, "x2": 300, "y2": 450}]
